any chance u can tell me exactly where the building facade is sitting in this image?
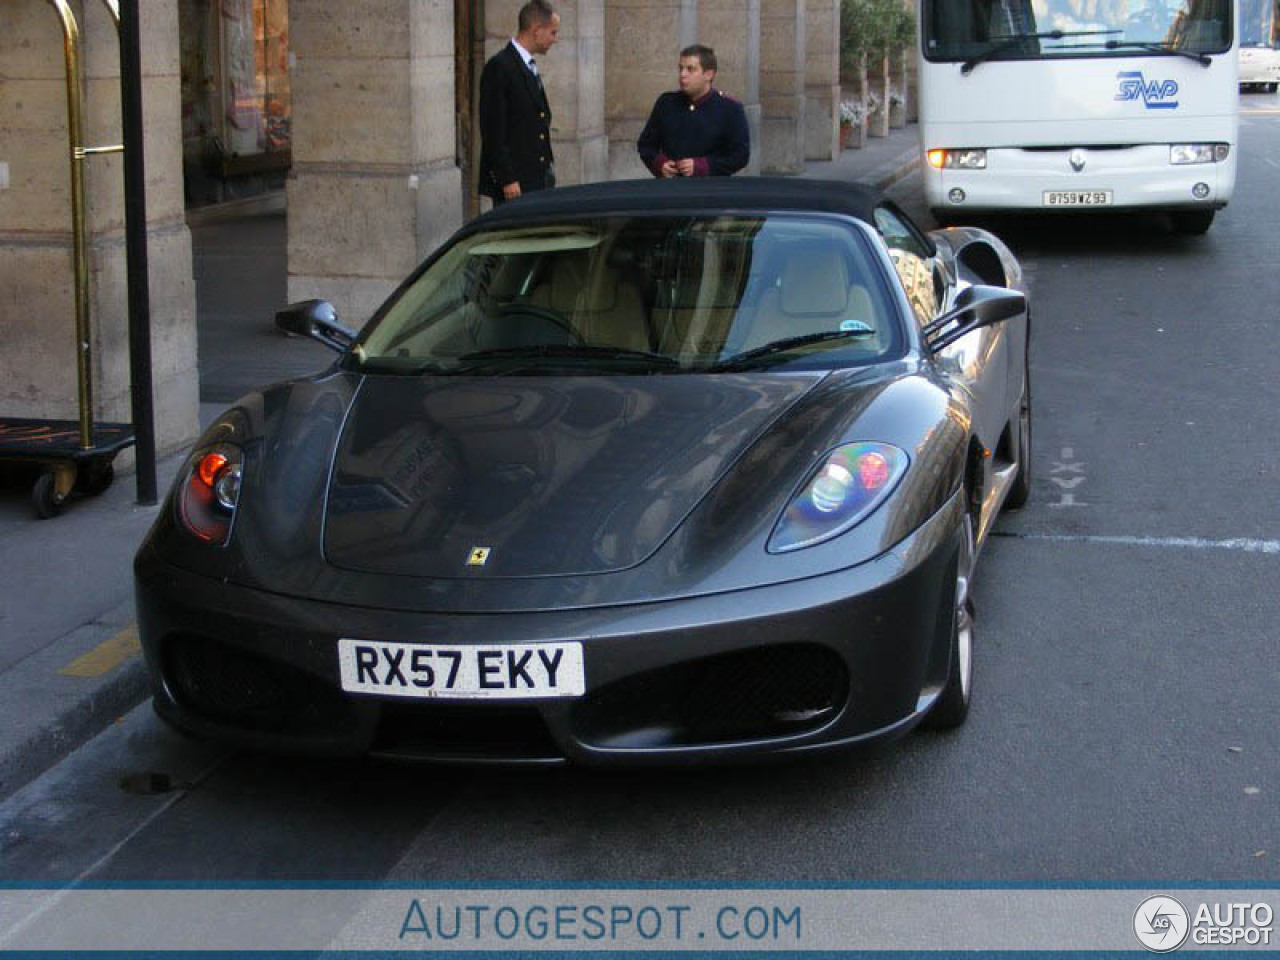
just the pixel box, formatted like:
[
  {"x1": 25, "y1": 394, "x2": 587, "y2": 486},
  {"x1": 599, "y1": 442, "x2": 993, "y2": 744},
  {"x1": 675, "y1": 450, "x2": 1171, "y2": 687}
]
[{"x1": 0, "y1": 0, "x2": 838, "y2": 458}]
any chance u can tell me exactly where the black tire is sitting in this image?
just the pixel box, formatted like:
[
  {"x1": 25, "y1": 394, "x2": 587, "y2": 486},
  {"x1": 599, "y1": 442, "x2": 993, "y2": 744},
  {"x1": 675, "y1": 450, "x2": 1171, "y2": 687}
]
[
  {"x1": 1005, "y1": 342, "x2": 1032, "y2": 510},
  {"x1": 924, "y1": 511, "x2": 975, "y2": 730},
  {"x1": 32, "y1": 472, "x2": 64, "y2": 519},
  {"x1": 1172, "y1": 210, "x2": 1214, "y2": 235}
]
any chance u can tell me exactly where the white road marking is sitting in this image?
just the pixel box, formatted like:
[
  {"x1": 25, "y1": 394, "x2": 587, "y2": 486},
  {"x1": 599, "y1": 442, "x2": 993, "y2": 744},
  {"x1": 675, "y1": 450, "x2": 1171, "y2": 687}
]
[
  {"x1": 1048, "y1": 446, "x2": 1088, "y2": 507},
  {"x1": 1001, "y1": 533, "x2": 1280, "y2": 554},
  {"x1": 1267, "y1": 158, "x2": 1280, "y2": 169}
]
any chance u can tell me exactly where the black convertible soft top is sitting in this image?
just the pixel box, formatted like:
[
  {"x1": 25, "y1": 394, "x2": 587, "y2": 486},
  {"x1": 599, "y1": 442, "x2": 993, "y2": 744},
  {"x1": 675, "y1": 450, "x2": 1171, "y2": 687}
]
[{"x1": 478, "y1": 177, "x2": 884, "y2": 225}]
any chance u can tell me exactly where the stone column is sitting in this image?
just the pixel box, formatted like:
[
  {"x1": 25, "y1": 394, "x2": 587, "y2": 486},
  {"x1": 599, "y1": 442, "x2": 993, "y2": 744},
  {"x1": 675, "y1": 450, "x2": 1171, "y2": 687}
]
[
  {"x1": 487, "y1": 0, "x2": 608, "y2": 189},
  {"x1": 604, "y1": 0, "x2": 690, "y2": 180},
  {"x1": 0, "y1": 0, "x2": 198, "y2": 456},
  {"x1": 698, "y1": 0, "x2": 762, "y2": 175},
  {"x1": 759, "y1": 0, "x2": 805, "y2": 173},
  {"x1": 287, "y1": 0, "x2": 462, "y2": 327},
  {"x1": 804, "y1": 0, "x2": 838, "y2": 161}
]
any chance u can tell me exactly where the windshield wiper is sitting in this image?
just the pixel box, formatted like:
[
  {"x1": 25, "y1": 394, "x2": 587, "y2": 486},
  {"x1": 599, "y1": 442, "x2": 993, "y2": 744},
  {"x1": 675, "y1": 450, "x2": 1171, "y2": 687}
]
[
  {"x1": 447, "y1": 343, "x2": 680, "y2": 374},
  {"x1": 1103, "y1": 39, "x2": 1212, "y2": 66},
  {"x1": 961, "y1": 29, "x2": 1121, "y2": 75},
  {"x1": 709, "y1": 330, "x2": 874, "y2": 371}
]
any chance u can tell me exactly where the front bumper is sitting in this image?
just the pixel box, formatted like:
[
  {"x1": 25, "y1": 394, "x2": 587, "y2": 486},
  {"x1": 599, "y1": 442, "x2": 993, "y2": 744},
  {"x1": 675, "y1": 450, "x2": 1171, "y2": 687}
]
[
  {"x1": 924, "y1": 144, "x2": 1234, "y2": 213},
  {"x1": 136, "y1": 494, "x2": 963, "y2": 766}
]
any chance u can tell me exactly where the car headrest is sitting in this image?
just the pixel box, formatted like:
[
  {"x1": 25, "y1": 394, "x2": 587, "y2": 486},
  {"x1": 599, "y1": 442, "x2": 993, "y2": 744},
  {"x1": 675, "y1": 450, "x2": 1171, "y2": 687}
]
[{"x1": 779, "y1": 247, "x2": 849, "y2": 316}]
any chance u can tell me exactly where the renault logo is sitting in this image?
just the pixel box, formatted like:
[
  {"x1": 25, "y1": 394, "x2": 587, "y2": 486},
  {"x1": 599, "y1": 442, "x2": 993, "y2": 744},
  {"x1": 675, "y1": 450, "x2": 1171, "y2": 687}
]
[
  {"x1": 1069, "y1": 149, "x2": 1087, "y2": 172},
  {"x1": 466, "y1": 547, "x2": 491, "y2": 566}
]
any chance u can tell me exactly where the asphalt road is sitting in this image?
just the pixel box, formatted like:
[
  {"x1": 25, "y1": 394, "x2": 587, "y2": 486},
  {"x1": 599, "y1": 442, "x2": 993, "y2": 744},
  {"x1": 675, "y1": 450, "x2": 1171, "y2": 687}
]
[{"x1": 3, "y1": 99, "x2": 1278, "y2": 891}]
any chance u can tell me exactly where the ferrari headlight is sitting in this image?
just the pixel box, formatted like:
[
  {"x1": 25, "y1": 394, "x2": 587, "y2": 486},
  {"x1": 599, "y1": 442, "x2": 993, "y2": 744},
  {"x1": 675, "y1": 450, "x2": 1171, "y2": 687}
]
[
  {"x1": 768, "y1": 442, "x2": 909, "y2": 553},
  {"x1": 1170, "y1": 143, "x2": 1229, "y2": 165},
  {"x1": 177, "y1": 442, "x2": 244, "y2": 545}
]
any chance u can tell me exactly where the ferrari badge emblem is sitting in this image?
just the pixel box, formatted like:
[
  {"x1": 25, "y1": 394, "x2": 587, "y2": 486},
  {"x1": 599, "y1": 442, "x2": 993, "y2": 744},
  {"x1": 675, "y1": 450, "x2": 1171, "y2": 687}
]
[{"x1": 466, "y1": 546, "x2": 491, "y2": 566}]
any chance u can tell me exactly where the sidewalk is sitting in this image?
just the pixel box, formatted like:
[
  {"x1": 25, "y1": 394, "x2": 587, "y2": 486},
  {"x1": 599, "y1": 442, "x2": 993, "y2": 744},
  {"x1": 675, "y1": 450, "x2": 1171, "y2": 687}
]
[{"x1": 0, "y1": 122, "x2": 920, "y2": 800}]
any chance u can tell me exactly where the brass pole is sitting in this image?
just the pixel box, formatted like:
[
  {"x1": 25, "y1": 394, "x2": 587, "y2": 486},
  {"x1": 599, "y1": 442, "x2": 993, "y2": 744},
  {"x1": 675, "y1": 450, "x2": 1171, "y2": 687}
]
[{"x1": 48, "y1": 0, "x2": 93, "y2": 450}]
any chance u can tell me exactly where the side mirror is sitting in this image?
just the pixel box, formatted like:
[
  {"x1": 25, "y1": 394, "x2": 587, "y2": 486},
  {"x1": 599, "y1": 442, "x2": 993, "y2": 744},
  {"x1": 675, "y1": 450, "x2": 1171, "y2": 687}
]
[
  {"x1": 924, "y1": 285, "x2": 1025, "y2": 354},
  {"x1": 275, "y1": 299, "x2": 355, "y2": 353}
]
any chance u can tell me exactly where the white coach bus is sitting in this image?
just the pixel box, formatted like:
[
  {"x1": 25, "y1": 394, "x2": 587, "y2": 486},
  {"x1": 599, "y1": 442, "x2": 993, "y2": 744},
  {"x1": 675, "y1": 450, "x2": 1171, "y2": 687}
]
[
  {"x1": 919, "y1": 0, "x2": 1238, "y2": 234},
  {"x1": 1238, "y1": 0, "x2": 1280, "y2": 91}
]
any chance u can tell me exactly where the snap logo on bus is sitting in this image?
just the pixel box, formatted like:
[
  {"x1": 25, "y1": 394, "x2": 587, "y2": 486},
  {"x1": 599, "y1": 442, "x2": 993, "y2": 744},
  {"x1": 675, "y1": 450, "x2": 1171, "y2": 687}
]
[
  {"x1": 1115, "y1": 71, "x2": 1180, "y2": 109},
  {"x1": 1134, "y1": 896, "x2": 1190, "y2": 952}
]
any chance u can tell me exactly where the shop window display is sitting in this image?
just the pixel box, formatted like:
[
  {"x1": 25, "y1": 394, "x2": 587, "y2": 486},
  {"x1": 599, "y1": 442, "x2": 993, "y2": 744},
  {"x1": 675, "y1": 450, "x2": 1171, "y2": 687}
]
[{"x1": 181, "y1": 0, "x2": 291, "y2": 205}]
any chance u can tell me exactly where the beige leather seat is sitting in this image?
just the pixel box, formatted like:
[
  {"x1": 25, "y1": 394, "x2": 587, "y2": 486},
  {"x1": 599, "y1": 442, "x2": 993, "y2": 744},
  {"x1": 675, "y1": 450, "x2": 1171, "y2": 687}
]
[{"x1": 735, "y1": 245, "x2": 879, "y2": 354}]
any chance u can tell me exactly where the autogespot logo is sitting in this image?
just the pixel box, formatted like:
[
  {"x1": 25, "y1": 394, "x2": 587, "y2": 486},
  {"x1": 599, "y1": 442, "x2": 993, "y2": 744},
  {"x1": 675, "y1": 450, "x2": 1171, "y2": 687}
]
[{"x1": 1134, "y1": 896, "x2": 1191, "y2": 952}]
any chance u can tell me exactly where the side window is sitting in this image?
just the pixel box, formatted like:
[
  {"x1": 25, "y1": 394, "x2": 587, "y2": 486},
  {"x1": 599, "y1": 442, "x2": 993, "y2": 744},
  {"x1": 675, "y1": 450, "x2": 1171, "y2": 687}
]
[{"x1": 874, "y1": 206, "x2": 938, "y2": 327}]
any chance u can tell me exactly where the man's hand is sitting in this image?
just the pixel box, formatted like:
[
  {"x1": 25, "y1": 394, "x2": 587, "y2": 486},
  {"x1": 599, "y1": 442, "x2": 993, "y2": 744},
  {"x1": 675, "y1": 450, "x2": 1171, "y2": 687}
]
[
  {"x1": 676, "y1": 158, "x2": 696, "y2": 177},
  {"x1": 660, "y1": 160, "x2": 679, "y2": 178},
  {"x1": 502, "y1": 181, "x2": 523, "y2": 200}
]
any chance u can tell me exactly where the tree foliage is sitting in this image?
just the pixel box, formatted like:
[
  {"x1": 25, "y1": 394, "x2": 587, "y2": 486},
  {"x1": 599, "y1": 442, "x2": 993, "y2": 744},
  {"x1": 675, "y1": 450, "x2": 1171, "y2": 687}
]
[{"x1": 841, "y1": 0, "x2": 916, "y2": 80}]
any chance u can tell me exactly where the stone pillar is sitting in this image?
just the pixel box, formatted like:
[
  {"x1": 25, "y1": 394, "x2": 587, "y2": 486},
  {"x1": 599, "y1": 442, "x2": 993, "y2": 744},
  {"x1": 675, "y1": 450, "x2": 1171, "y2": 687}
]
[
  {"x1": 487, "y1": 0, "x2": 608, "y2": 189},
  {"x1": 760, "y1": 0, "x2": 805, "y2": 173},
  {"x1": 287, "y1": 0, "x2": 462, "y2": 327},
  {"x1": 604, "y1": 0, "x2": 690, "y2": 180},
  {"x1": 0, "y1": 0, "x2": 198, "y2": 456},
  {"x1": 804, "y1": 0, "x2": 838, "y2": 161},
  {"x1": 699, "y1": 0, "x2": 762, "y2": 175}
]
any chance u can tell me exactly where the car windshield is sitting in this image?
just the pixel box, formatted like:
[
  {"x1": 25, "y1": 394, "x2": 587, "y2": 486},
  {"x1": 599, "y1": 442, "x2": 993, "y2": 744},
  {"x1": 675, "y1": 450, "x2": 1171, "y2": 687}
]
[
  {"x1": 923, "y1": 0, "x2": 1232, "y2": 62},
  {"x1": 350, "y1": 214, "x2": 901, "y2": 375}
]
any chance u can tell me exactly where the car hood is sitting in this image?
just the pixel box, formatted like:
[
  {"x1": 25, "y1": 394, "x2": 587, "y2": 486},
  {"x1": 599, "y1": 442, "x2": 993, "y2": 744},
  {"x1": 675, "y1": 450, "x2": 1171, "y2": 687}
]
[{"x1": 323, "y1": 374, "x2": 822, "y2": 578}]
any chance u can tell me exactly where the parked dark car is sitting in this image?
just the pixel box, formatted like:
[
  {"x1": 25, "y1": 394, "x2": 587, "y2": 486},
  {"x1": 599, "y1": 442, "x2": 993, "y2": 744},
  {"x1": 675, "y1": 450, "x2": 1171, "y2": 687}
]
[{"x1": 135, "y1": 178, "x2": 1031, "y2": 765}]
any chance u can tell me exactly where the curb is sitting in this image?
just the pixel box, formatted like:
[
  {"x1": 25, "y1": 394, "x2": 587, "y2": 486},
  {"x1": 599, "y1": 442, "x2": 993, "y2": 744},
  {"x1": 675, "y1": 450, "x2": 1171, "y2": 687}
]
[
  {"x1": 872, "y1": 148, "x2": 922, "y2": 192},
  {"x1": 0, "y1": 628, "x2": 150, "y2": 802}
]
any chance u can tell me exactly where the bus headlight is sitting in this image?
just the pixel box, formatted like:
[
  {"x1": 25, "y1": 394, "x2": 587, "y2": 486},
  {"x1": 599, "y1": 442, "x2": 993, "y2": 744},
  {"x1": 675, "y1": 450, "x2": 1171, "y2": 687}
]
[
  {"x1": 1170, "y1": 143, "x2": 1229, "y2": 164},
  {"x1": 927, "y1": 149, "x2": 987, "y2": 170}
]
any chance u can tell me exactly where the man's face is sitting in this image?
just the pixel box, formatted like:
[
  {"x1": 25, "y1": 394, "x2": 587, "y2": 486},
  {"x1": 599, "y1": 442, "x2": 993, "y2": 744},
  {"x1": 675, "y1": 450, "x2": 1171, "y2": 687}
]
[
  {"x1": 678, "y1": 56, "x2": 715, "y2": 100},
  {"x1": 530, "y1": 14, "x2": 560, "y2": 55}
]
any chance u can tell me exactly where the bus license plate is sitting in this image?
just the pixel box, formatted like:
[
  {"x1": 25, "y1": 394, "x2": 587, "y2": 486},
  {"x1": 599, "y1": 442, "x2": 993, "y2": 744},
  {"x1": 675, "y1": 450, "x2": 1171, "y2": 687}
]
[
  {"x1": 338, "y1": 638, "x2": 585, "y2": 699},
  {"x1": 1043, "y1": 190, "x2": 1112, "y2": 206}
]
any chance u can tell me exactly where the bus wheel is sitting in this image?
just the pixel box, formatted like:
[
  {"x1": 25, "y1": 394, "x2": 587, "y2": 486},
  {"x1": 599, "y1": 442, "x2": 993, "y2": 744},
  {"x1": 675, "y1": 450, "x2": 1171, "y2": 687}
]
[{"x1": 1172, "y1": 210, "x2": 1214, "y2": 235}]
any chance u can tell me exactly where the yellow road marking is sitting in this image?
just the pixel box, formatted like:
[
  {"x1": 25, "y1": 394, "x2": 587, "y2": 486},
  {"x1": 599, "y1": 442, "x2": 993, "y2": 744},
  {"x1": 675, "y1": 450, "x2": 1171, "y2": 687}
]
[{"x1": 59, "y1": 624, "x2": 141, "y2": 678}]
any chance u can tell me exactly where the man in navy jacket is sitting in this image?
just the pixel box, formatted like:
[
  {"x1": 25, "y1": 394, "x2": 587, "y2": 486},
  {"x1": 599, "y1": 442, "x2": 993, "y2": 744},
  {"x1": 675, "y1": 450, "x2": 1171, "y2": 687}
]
[
  {"x1": 479, "y1": 0, "x2": 560, "y2": 205},
  {"x1": 637, "y1": 45, "x2": 750, "y2": 178}
]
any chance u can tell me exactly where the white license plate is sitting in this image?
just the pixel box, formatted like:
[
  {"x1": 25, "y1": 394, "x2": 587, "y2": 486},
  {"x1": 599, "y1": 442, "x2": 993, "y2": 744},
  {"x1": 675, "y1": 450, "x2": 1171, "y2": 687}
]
[
  {"x1": 1043, "y1": 190, "x2": 1113, "y2": 207},
  {"x1": 338, "y1": 638, "x2": 585, "y2": 700}
]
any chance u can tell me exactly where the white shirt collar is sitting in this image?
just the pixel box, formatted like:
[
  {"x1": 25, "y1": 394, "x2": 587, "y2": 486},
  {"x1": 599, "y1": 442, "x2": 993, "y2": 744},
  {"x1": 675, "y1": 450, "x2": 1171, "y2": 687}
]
[{"x1": 511, "y1": 38, "x2": 536, "y2": 69}]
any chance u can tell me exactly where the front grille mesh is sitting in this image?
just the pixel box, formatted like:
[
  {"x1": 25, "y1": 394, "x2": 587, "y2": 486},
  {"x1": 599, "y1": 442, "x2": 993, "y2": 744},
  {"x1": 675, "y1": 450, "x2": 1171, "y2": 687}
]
[
  {"x1": 163, "y1": 632, "x2": 353, "y2": 735},
  {"x1": 573, "y1": 643, "x2": 848, "y2": 748}
]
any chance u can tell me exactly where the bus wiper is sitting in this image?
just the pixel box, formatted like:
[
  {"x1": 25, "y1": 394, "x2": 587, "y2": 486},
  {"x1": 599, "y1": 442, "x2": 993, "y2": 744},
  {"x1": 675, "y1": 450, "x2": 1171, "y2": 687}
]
[
  {"x1": 710, "y1": 329, "x2": 874, "y2": 371},
  {"x1": 961, "y1": 29, "x2": 1121, "y2": 75},
  {"x1": 1103, "y1": 39, "x2": 1212, "y2": 66}
]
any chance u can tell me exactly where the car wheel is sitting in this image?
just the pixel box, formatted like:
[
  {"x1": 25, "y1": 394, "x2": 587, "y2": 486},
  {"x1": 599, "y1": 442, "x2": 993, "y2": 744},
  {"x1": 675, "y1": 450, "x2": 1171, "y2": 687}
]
[
  {"x1": 1171, "y1": 210, "x2": 1214, "y2": 235},
  {"x1": 1005, "y1": 343, "x2": 1032, "y2": 510},
  {"x1": 924, "y1": 507, "x2": 975, "y2": 730}
]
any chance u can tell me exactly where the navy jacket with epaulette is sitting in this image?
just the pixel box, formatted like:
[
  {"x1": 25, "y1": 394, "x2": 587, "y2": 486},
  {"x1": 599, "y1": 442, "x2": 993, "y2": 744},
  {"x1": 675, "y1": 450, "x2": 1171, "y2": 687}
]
[{"x1": 637, "y1": 89, "x2": 750, "y2": 177}]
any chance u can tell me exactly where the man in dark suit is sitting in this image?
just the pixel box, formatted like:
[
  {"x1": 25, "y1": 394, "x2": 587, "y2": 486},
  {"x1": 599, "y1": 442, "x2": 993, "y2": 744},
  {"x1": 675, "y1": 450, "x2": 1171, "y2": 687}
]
[
  {"x1": 637, "y1": 44, "x2": 750, "y2": 178},
  {"x1": 479, "y1": 0, "x2": 560, "y2": 206}
]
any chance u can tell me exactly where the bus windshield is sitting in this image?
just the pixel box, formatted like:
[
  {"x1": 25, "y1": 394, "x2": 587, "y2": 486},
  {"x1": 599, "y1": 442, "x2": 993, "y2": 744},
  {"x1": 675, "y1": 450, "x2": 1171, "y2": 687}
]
[
  {"x1": 1238, "y1": 0, "x2": 1276, "y2": 46},
  {"x1": 923, "y1": 0, "x2": 1233, "y2": 61}
]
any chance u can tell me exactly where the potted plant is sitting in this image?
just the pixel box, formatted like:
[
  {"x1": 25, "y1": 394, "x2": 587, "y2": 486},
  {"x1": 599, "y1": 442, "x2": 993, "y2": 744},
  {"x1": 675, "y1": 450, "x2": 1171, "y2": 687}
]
[{"x1": 839, "y1": 99, "x2": 866, "y2": 149}]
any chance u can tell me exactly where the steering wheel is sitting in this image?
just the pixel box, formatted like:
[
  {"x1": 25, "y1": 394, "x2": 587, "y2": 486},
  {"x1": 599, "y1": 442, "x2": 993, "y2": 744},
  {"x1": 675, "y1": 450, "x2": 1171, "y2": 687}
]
[{"x1": 495, "y1": 303, "x2": 584, "y2": 346}]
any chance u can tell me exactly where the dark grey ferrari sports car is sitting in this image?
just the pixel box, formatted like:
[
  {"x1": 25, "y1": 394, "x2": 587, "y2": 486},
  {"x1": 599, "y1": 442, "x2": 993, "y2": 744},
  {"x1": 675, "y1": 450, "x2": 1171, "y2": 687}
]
[{"x1": 134, "y1": 178, "x2": 1031, "y2": 765}]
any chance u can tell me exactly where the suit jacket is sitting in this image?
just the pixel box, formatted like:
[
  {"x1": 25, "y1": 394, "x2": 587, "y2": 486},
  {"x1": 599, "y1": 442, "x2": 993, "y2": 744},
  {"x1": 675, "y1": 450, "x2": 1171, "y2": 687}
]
[{"x1": 478, "y1": 42, "x2": 554, "y2": 199}]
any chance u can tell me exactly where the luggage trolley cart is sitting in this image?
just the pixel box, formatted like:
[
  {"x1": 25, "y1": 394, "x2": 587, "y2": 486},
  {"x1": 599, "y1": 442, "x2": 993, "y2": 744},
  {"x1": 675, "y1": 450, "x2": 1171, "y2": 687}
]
[{"x1": 1, "y1": 0, "x2": 136, "y2": 518}]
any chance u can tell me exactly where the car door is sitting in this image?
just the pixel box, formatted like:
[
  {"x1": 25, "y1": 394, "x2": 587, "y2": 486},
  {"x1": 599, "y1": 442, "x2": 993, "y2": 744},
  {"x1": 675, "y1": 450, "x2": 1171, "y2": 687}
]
[{"x1": 872, "y1": 203, "x2": 1012, "y2": 457}]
